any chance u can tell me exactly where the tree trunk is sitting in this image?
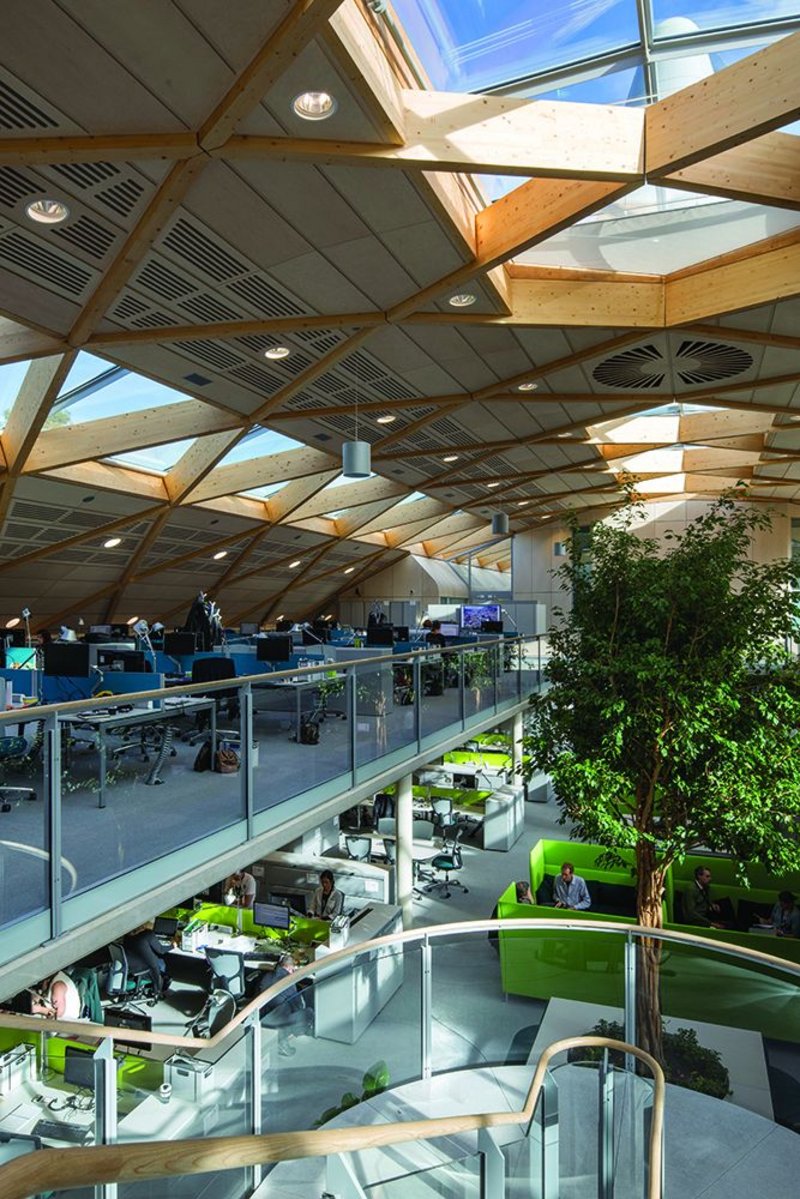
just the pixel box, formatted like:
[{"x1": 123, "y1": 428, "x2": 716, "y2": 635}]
[{"x1": 635, "y1": 841, "x2": 665, "y2": 1067}]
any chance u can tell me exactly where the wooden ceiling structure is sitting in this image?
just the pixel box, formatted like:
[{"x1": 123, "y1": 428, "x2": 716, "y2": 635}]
[{"x1": 0, "y1": 1, "x2": 798, "y2": 627}]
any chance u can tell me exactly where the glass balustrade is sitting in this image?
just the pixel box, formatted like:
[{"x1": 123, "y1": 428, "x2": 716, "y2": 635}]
[
  {"x1": 0, "y1": 637, "x2": 533, "y2": 946},
  {"x1": 8, "y1": 920, "x2": 800, "y2": 1199}
]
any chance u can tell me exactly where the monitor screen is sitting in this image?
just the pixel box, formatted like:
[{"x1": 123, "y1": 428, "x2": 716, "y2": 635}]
[
  {"x1": 43, "y1": 643, "x2": 90, "y2": 678},
  {"x1": 268, "y1": 890, "x2": 307, "y2": 916},
  {"x1": 97, "y1": 649, "x2": 146, "y2": 673},
  {"x1": 438, "y1": 622, "x2": 459, "y2": 639},
  {"x1": 152, "y1": 916, "x2": 179, "y2": 938},
  {"x1": 256, "y1": 636, "x2": 293, "y2": 663},
  {"x1": 239, "y1": 623, "x2": 259, "y2": 636},
  {"x1": 104, "y1": 1008, "x2": 152, "y2": 1053},
  {"x1": 5, "y1": 646, "x2": 37, "y2": 670},
  {"x1": 64, "y1": 1044, "x2": 95, "y2": 1090},
  {"x1": 163, "y1": 632, "x2": 196, "y2": 657},
  {"x1": 275, "y1": 619, "x2": 293, "y2": 633},
  {"x1": 253, "y1": 901, "x2": 291, "y2": 930},
  {"x1": 90, "y1": 625, "x2": 112, "y2": 635},
  {"x1": 366, "y1": 625, "x2": 394, "y2": 647},
  {"x1": 393, "y1": 626, "x2": 410, "y2": 641},
  {"x1": 461, "y1": 604, "x2": 501, "y2": 630},
  {"x1": 481, "y1": 620, "x2": 503, "y2": 634}
]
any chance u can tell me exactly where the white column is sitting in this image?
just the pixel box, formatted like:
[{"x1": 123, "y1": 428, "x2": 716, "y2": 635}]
[
  {"x1": 396, "y1": 772, "x2": 414, "y2": 929},
  {"x1": 511, "y1": 710, "x2": 524, "y2": 775}
]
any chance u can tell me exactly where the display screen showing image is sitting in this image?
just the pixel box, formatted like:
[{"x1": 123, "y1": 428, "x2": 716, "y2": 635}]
[{"x1": 461, "y1": 604, "x2": 501, "y2": 629}]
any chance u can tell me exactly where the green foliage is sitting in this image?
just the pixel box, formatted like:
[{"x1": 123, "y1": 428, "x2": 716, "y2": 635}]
[
  {"x1": 1, "y1": 406, "x2": 71, "y2": 429},
  {"x1": 576, "y1": 1019, "x2": 730, "y2": 1099},
  {"x1": 314, "y1": 1061, "x2": 390, "y2": 1127},
  {"x1": 524, "y1": 493, "x2": 800, "y2": 915}
]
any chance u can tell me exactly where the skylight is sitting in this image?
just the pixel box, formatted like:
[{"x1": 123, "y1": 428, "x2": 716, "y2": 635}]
[
  {"x1": 217, "y1": 427, "x2": 301, "y2": 466},
  {"x1": 109, "y1": 438, "x2": 196, "y2": 473},
  {"x1": 60, "y1": 369, "x2": 195, "y2": 423}
]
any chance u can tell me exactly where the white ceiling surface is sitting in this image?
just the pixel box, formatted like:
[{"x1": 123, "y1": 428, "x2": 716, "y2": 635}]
[{"x1": 0, "y1": 6, "x2": 798, "y2": 624}]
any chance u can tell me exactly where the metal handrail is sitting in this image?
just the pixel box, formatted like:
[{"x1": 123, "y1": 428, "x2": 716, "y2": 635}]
[
  {"x1": 0, "y1": 1035, "x2": 664, "y2": 1199},
  {"x1": 0, "y1": 634, "x2": 531, "y2": 725}
]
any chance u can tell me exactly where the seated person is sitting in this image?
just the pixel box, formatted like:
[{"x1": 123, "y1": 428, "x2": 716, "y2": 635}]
[
  {"x1": 224, "y1": 868, "x2": 256, "y2": 909},
  {"x1": 426, "y1": 620, "x2": 446, "y2": 649},
  {"x1": 683, "y1": 865, "x2": 731, "y2": 929},
  {"x1": 259, "y1": 953, "x2": 311, "y2": 1057},
  {"x1": 309, "y1": 869, "x2": 344, "y2": 920},
  {"x1": 29, "y1": 971, "x2": 82, "y2": 1019},
  {"x1": 553, "y1": 861, "x2": 591, "y2": 911},
  {"x1": 758, "y1": 890, "x2": 800, "y2": 938},
  {"x1": 124, "y1": 923, "x2": 173, "y2": 996},
  {"x1": 515, "y1": 880, "x2": 534, "y2": 904}
]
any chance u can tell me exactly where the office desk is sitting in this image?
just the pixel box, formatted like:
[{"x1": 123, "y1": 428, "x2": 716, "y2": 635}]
[
  {"x1": 253, "y1": 676, "x2": 321, "y2": 740},
  {"x1": 61, "y1": 696, "x2": 216, "y2": 808},
  {"x1": 170, "y1": 926, "x2": 282, "y2": 972},
  {"x1": 0, "y1": 1078, "x2": 95, "y2": 1147},
  {"x1": 311, "y1": 902, "x2": 403, "y2": 1044}
]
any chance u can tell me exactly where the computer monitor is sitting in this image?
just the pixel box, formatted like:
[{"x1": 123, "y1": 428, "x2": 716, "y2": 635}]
[
  {"x1": 302, "y1": 628, "x2": 324, "y2": 646},
  {"x1": 481, "y1": 620, "x2": 503, "y2": 634},
  {"x1": 366, "y1": 625, "x2": 394, "y2": 647},
  {"x1": 163, "y1": 632, "x2": 196, "y2": 657},
  {"x1": 43, "y1": 643, "x2": 90, "y2": 678},
  {"x1": 104, "y1": 1009, "x2": 152, "y2": 1053},
  {"x1": 4, "y1": 646, "x2": 37, "y2": 670},
  {"x1": 97, "y1": 649, "x2": 147, "y2": 673},
  {"x1": 393, "y1": 626, "x2": 410, "y2": 642},
  {"x1": 6, "y1": 629, "x2": 27, "y2": 647},
  {"x1": 253, "y1": 901, "x2": 291, "y2": 931},
  {"x1": 268, "y1": 890, "x2": 307, "y2": 917},
  {"x1": 152, "y1": 916, "x2": 179, "y2": 939},
  {"x1": 239, "y1": 623, "x2": 259, "y2": 637},
  {"x1": 275, "y1": 619, "x2": 293, "y2": 633},
  {"x1": 438, "y1": 622, "x2": 459, "y2": 639},
  {"x1": 461, "y1": 603, "x2": 501, "y2": 630},
  {"x1": 256, "y1": 636, "x2": 293, "y2": 663},
  {"x1": 64, "y1": 1044, "x2": 95, "y2": 1090},
  {"x1": 89, "y1": 625, "x2": 112, "y2": 635}
]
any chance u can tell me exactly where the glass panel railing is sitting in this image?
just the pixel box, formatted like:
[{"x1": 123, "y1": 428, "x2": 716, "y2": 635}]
[
  {"x1": 420, "y1": 649, "x2": 461, "y2": 741},
  {"x1": 364, "y1": 1152, "x2": 483, "y2": 1196},
  {"x1": 58, "y1": 694, "x2": 244, "y2": 897},
  {"x1": 463, "y1": 645, "x2": 498, "y2": 720},
  {"x1": 497, "y1": 638, "x2": 522, "y2": 705},
  {"x1": 355, "y1": 660, "x2": 415, "y2": 769},
  {"x1": 0, "y1": 711, "x2": 48, "y2": 931}
]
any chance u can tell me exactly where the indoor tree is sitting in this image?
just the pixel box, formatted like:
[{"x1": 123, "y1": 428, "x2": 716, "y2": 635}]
[{"x1": 524, "y1": 488, "x2": 800, "y2": 1056}]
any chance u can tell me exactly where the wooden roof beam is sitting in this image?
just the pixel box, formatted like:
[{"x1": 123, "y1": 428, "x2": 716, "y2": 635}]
[
  {"x1": 646, "y1": 32, "x2": 800, "y2": 177},
  {"x1": 663, "y1": 131, "x2": 800, "y2": 211},
  {"x1": 187, "y1": 445, "x2": 340, "y2": 506}
]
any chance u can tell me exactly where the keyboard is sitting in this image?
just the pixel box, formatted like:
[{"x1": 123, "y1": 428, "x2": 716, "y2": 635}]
[
  {"x1": 247, "y1": 948, "x2": 282, "y2": 963},
  {"x1": 33, "y1": 1118, "x2": 91, "y2": 1144}
]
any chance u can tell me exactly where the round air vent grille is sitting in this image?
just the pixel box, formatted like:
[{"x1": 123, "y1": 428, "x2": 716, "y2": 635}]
[
  {"x1": 592, "y1": 340, "x2": 753, "y2": 390},
  {"x1": 674, "y1": 339, "x2": 752, "y2": 385}
]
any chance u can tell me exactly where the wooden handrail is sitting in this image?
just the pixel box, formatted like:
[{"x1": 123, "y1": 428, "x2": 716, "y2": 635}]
[{"x1": 0, "y1": 1035, "x2": 664, "y2": 1199}]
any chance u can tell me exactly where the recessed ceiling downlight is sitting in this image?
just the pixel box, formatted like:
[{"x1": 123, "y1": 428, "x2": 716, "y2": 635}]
[
  {"x1": 448, "y1": 293, "x2": 477, "y2": 308},
  {"x1": 213, "y1": 550, "x2": 228, "y2": 560},
  {"x1": 265, "y1": 346, "x2": 290, "y2": 360},
  {"x1": 293, "y1": 91, "x2": 337, "y2": 120},
  {"x1": 26, "y1": 197, "x2": 70, "y2": 225},
  {"x1": 376, "y1": 414, "x2": 396, "y2": 424},
  {"x1": 518, "y1": 382, "x2": 538, "y2": 392},
  {"x1": 103, "y1": 537, "x2": 122, "y2": 549}
]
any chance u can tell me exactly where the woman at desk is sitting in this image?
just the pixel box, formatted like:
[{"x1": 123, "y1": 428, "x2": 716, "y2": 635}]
[{"x1": 309, "y1": 869, "x2": 344, "y2": 920}]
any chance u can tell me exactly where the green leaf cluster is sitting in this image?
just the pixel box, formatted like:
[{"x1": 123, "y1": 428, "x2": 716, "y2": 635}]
[
  {"x1": 314, "y1": 1060, "x2": 390, "y2": 1127},
  {"x1": 525, "y1": 494, "x2": 800, "y2": 911}
]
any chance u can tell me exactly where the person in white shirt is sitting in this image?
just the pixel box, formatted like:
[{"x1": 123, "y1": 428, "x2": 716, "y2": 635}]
[
  {"x1": 224, "y1": 869, "x2": 256, "y2": 908},
  {"x1": 30, "y1": 971, "x2": 81, "y2": 1019}
]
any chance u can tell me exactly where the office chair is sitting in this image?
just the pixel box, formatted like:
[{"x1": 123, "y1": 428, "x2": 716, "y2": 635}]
[
  {"x1": 431, "y1": 797, "x2": 457, "y2": 837},
  {"x1": 376, "y1": 816, "x2": 395, "y2": 837},
  {"x1": 106, "y1": 944, "x2": 157, "y2": 1009},
  {"x1": 345, "y1": 835, "x2": 372, "y2": 862},
  {"x1": 0, "y1": 720, "x2": 43, "y2": 808},
  {"x1": 424, "y1": 830, "x2": 469, "y2": 900},
  {"x1": 204, "y1": 947, "x2": 259, "y2": 1006},
  {"x1": 412, "y1": 819, "x2": 435, "y2": 841},
  {"x1": 188, "y1": 988, "x2": 237, "y2": 1038}
]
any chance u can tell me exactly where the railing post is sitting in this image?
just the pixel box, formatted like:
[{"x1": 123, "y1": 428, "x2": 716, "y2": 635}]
[
  {"x1": 239, "y1": 682, "x2": 254, "y2": 839},
  {"x1": 421, "y1": 934, "x2": 432, "y2": 1080},
  {"x1": 529, "y1": 1071, "x2": 559, "y2": 1199},
  {"x1": 348, "y1": 665, "x2": 357, "y2": 787},
  {"x1": 478, "y1": 1127, "x2": 506, "y2": 1196},
  {"x1": 413, "y1": 653, "x2": 422, "y2": 752},
  {"x1": 459, "y1": 648, "x2": 466, "y2": 727},
  {"x1": 624, "y1": 930, "x2": 637, "y2": 1067},
  {"x1": 598, "y1": 1048, "x2": 615, "y2": 1199},
  {"x1": 94, "y1": 1038, "x2": 117, "y2": 1199},
  {"x1": 47, "y1": 713, "x2": 62, "y2": 940},
  {"x1": 247, "y1": 1013, "x2": 263, "y2": 1189}
]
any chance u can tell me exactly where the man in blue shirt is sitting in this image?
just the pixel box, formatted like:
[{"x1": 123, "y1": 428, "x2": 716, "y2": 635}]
[{"x1": 553, "y1": 861, "x2": 592, "y2": 911}]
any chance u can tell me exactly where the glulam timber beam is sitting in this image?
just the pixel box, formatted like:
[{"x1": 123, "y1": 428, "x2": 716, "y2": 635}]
[{"x1": 663, "y1": 131, "x2": 800, "y2": 210}]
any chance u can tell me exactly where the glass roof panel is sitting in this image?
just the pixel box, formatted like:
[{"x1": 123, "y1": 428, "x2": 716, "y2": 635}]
[
  {"x1": 651, "y1": 2, "x2": 800, "y2": 36},
  {"x1": 390, "y1": 0, "x2": 641, "y2": 92},
  {"x1": 58, "y1": 351, "x2": 116, "y2": 395},
  {"x1": 109, "y1": 439, "x2": 196, "y2": 473},
  {"x1": 240, "y1": 482, "x2": 287, "y2": 500},
  {"x1": 63, "y1": 371, "x2": 195, "y2": 423},
  {"x1": 216, "y1": 428, "x2": 301, "y2": 467},
  {"x1": 515, "y1": 188, "x2": 800, "y2": 273},
  {"x1": 0, "y1": 361, "x2": 31, "y2": 424},
  {"x1": 533, "y1": 62, "x2": 647, "y2": 104}
]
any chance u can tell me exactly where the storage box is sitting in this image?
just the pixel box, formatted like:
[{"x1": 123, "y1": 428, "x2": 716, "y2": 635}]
[{"x1": 165, "y1": 1054, "x2": 215, "y2": 1102}]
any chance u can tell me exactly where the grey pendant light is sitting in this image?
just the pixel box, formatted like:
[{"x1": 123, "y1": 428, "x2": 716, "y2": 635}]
[
  {"x1": 342, "y1": 376, "x2": 371, "y2": 478},
  {"x1": 491, "y1": 512, "x2": 510, "y2": 536}
]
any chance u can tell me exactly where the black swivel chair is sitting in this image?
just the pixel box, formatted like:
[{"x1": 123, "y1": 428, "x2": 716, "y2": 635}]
[
  {"x1": 185, "y1": 656, "x2": 239, "y2": 743},
  {"x1": 106, "y1": 943, "x2": 157, "y2": 1009},
  {"x1": 424, "y1": 830, "x2": 469, "y2": 900},
  {"x1": 204, "y1": 947, "x2": 259, "y2": 1006}
]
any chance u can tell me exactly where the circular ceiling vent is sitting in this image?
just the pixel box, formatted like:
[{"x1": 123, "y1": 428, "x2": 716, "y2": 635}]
[
  {"x1": 593, "y1": 344, "x2": 665, "y2": 389},
  {"x1": 674, "y1": 339, "x2": 752, "y2": 385},
  {"x1": 592, "y1": 339, "x2": 753, "y2": 391}
]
